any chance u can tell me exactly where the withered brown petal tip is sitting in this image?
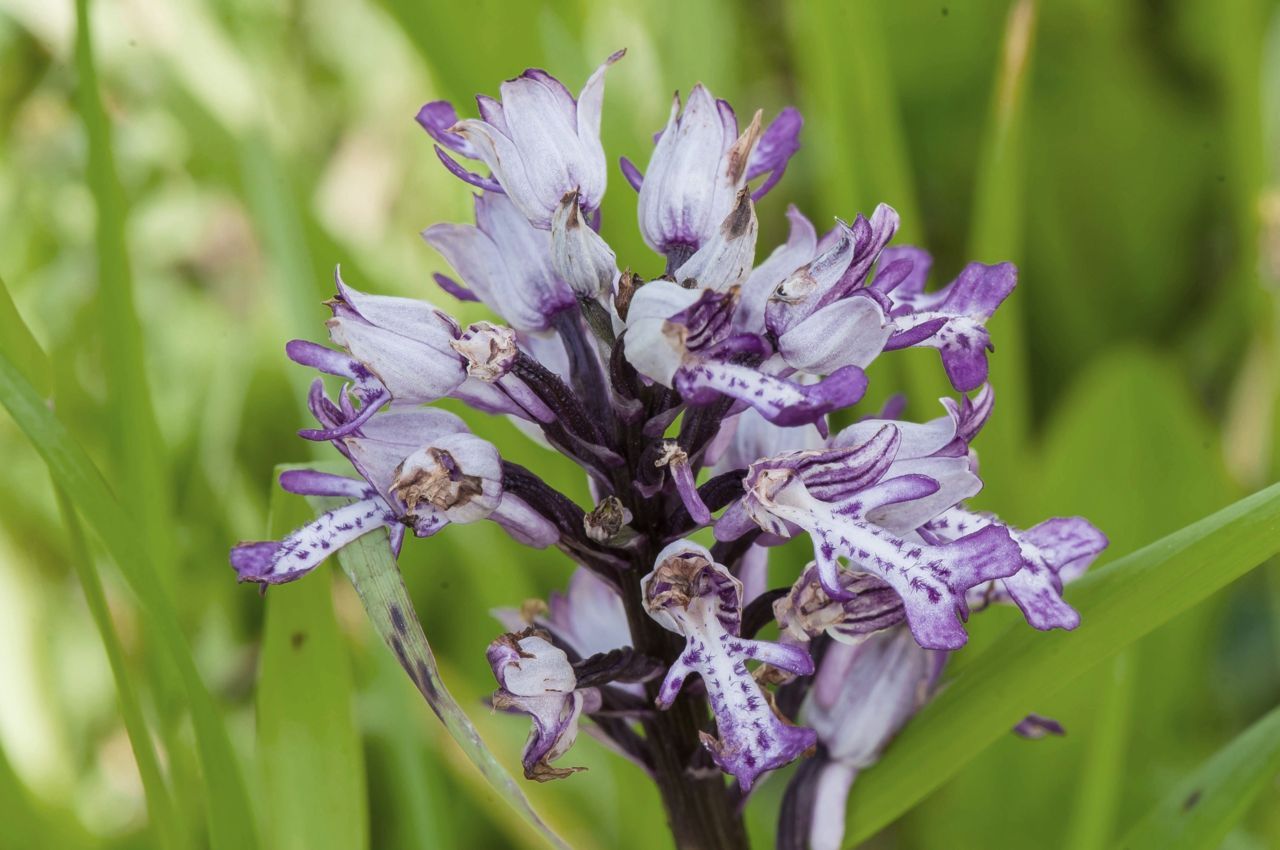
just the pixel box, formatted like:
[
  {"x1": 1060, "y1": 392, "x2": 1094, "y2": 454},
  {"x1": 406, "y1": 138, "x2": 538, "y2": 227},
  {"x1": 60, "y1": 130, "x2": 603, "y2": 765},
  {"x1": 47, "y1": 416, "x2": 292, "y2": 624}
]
[{"x1": 723, "y1": 189, "x2": 754, "y2": 239}]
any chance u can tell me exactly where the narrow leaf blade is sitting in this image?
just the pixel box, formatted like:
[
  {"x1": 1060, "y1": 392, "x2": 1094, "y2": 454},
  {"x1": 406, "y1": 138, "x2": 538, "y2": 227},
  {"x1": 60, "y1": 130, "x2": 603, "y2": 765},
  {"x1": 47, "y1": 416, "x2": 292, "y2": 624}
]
[
  {"x1": 0, "y1": 349, "x2": 260, "y2": 850},
  {"x1": 255, "y1": 473, "x2": 368, "y2": 850},
  {"x1": 54, "y1": 486, "x2": 184, "y2": 850},
  {"x1": 0, "y1": 273, "x2": 50, "y2": 396},
  {"x1": 1117, "y1": 702, "x2": 1280, "y2": 850},
  {"x1": 317, "y1": 493, "x2": 572, "y2": 850},
  {"x1": 73, "y1": 0, "x2": 174, "y2": 574}
]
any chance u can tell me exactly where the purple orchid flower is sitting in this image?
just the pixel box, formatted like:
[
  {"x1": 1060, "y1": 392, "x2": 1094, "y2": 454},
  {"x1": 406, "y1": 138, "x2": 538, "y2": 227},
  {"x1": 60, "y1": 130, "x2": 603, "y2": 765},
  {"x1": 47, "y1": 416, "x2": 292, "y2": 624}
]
[
  {"x1": 622, "y1": 279, "x2": 868, "y2": 428},
  {"x1": 728, "y1": 424, "x2": 1025, "y2": 650},
  {"x1": 230, "y1": 409, "x2": 556, "y2": 585},
  {"x1": 762, "y1": 204, "x2": 899, "y2": 339},
  {"x1": 872, "y1": 247, "x2": 1018, "y2": 391},
  {"x1": 488, "y1": 631, "x2": 603, "y2": 781},
  {"x1": 418, "y1": 51, "x2": 625, "y2": 228},
  {"x1": 642, "y1": 540, "x2": 816, "y2": 790},
  {"x1": 422, "y1": 191, "x2": 576, "y2": 331},
  {"x1": 621, "y1": 83, "x2": 800, "y2": 267}
]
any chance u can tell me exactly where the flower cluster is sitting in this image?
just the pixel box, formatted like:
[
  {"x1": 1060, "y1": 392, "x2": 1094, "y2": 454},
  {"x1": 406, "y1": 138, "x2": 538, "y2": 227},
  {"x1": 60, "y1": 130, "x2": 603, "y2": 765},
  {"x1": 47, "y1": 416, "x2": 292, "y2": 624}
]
[{"x1": 232, "y1": 53, "x2": 1106, "y2": 849}]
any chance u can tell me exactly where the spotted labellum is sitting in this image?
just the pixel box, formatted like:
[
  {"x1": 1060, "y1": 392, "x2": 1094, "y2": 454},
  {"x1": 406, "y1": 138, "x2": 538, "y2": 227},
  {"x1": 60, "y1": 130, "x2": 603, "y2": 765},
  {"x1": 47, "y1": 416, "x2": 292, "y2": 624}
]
[{"x1": 232, "y1": 53, "x2": 1106, "y2": 850}]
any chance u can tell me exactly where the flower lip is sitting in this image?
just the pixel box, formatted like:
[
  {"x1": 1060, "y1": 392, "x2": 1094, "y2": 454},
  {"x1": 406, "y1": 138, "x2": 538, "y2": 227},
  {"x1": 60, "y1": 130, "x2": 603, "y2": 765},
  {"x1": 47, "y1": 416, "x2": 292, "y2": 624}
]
[{"x1": 641, "y1": 540, "x2": 816, "y2": 789}]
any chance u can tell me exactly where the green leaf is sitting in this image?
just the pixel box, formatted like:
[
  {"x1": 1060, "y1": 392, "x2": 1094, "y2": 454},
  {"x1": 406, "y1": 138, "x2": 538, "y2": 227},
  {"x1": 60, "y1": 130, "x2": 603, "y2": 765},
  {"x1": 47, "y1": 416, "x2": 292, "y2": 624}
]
[
  {"x1": 0, "y1": 273, "x2": 49, "y2": 397},
  {"x1": 362, "y1": 648, "x2": 452, "y2": 850},
  {"x1": 1117, "y1": 702, "x2": 1280, "y2": 849},
  {"x1": 315, "y1": 487, "x2": 572, "y2": 850},
  {"x1": 1063, "y1": 651, "x2": 1134, "y2": 850},
  {"x1": 54, "y1": 485, "x2": 184, "y2": 850},
  {"x1": 963, "y1": 0, "x2": 1037, "y2": 509},
  {"x1": 73, "y1": 0, "x2": 174, "y2": 575},
  {"x1": 785, "y1": 0, "x2": 922, "y2": 236},
  {"x1": 0, "y1": 348, "x2": 260, "y2": 850},
  {"x1": 255, "y1": 471, "x2": 368, "y2": 850},
  {"x1": 844, "y1": 480, "x2": 1280, "y2": 846}
]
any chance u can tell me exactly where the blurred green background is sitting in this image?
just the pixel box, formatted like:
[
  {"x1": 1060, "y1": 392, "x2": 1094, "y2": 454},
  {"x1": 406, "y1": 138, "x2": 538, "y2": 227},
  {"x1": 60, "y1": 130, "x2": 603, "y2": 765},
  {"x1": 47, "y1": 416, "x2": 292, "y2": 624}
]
[{"x1": 1, "y1": 0, "x2": 1278, "y2": 848}]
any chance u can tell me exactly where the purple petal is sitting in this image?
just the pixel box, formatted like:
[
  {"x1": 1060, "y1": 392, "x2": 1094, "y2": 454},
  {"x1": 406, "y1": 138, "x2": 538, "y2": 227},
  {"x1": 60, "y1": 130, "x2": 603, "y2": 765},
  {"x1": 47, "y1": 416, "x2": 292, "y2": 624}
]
[
  {"x1": 637, "y1": 85, "x2": 733, "y2": 254},
  {"x1": 659, "y1": 444, "x2": 712, "y2": 526},
  {"x1": 432, "y1": 272, "x2": 480, "y2": 303},
  {"x1": 229, "y1": 541, "x2": 278, "y2": 581},
  {"x1": 672, "y1": 188, "x2": 758, "y2": 291},
  {"x1": 806, "y1": 626, "x2": 945, "y2": 767},
  {"x1": 618, "y1": 156, "x2": 643, "y2": 191},
  {"x1": 433, "y1": 144, "x2": 504, "y2": 193},
  {"x1": 777, "y1": 295, "x2": 891, "y2": 374},
  {"x1": 297, "y1": 388, "x2": 389, "y2": 441},
  {"x1": 285, "y1": 339, "x2": 377, "y2": 388},
  {"x1": 1021, "y1": 516, "x2": 1109, "y2": 585},
  {"x1": 1013, "y1": 714, "x2": 1066, "y2": 739},
  {"x1": 415, "y1": 101, "x2": 480, "y2": 158},
  {"x1": 551, "y1": 190, "x2": 618, "y2": 299},
  {"x1": 278, "y1": 469, "x2": 375, "y2": 499},
  {"x1": 870, "y1": 246, "x2": 932, "y2": 297},
  {"x1": 745, "y1": 106, "x2": 802, "y2": 197},
  {"x1": 675, "y1": 362, "x2": 867, "y2": 427},
  {"x1": 490, "y1": 493, "x2": 560, "y2": 548},
  {"x1": 231, "y1": 497, "x2": 396, "y2": 585},
  {"x1": 883, "y1": 316, "x2": 948, "y2": 351},
  {"x1": 546, "y1": 568, "x2": 633, "y2": 660}
]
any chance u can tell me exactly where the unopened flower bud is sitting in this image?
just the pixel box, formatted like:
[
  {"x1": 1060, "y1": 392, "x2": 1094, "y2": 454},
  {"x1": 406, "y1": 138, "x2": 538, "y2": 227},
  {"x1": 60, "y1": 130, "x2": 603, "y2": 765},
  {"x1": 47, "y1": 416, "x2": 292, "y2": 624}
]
[
  {"x1": 583, "y1": 495, "x2": 632, "y2": 543},
  {"x1": 552, "y1": 190, "x2": 618, "y2": 299}
]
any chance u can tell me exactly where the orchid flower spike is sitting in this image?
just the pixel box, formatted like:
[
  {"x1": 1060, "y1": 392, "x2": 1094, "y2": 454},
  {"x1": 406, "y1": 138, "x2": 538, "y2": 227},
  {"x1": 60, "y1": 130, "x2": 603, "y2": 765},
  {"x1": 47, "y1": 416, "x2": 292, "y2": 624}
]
[{"x1": 234, "y1": 54, "x2": 1106, "y2": 846}]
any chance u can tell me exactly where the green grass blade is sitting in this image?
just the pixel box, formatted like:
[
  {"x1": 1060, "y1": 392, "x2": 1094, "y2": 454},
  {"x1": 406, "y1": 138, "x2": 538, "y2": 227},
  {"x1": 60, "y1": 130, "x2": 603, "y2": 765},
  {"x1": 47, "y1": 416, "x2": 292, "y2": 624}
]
[
  {"x1": 1117, "y1": 702, "x2": 1280, "y2": 850},
  {"x1": 363, "y1": 648, "x2": 451, "y2": 850},
  {"x1": 964, "y1": 0, "x2": 1037, "y2": 509},
  {"x1": 786, "y1": 0, "x2": 922, "y2": 233},
  {"x1": 0, "y1": 740, "x2": 90, "y2": 850},
  {"x1": 1063, "y1": 651, "x2": 1134, "y2": 850},
  {"x1": 0, "y1": 272, "x2": 49, "y2": 396},
  {"x1": 72, "y1": 0, "x2": 174, "y2": 576},
  {"x1": 316, "y1": 492, "x2": 572, "y2": 850},
  {"x1": 53, "y1": 484, "x2": 184, "y2": 850},
  {"x1": 0, "y1": 348, "x2": 260, "y2": 850},
  {"x1": 844, "y1": 480, "x2": 1280, "y2": 845},
  {"x1": 255, "y1": 473, "x2": 368, "y2": 850},
  {"x1": 1, "y1": 271, "x2": 181, "y2": 847}
]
